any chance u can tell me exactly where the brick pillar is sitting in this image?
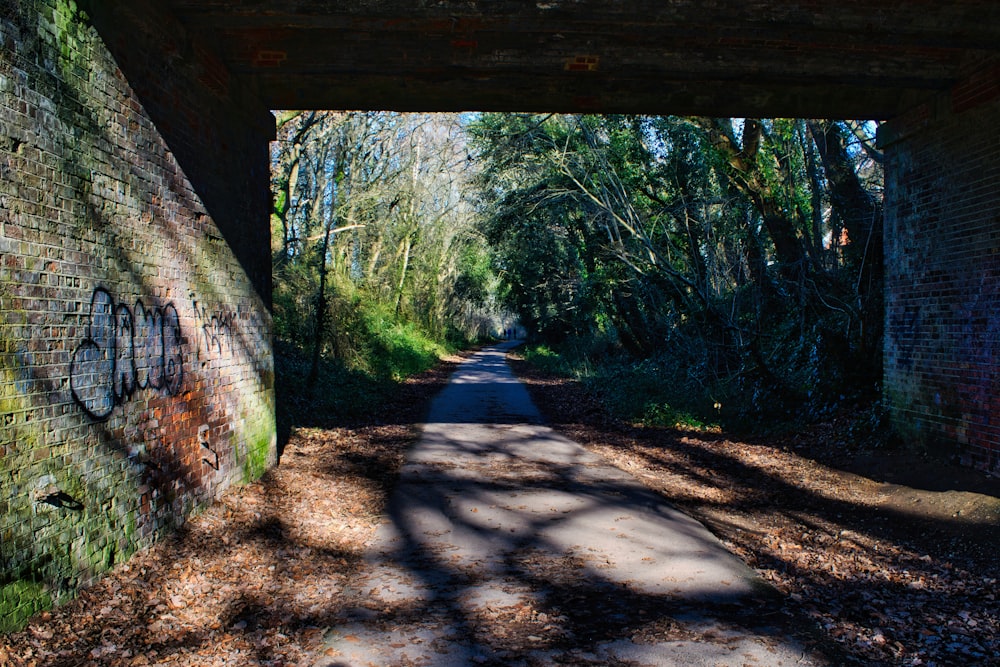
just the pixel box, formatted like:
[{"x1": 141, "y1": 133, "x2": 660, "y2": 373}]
[
  {"x1": 0, "y1": 0, "x2": 275, "y2": 630},
  {"x1": 880, "y1": 63, "x2": 1000, "y2": 473}
]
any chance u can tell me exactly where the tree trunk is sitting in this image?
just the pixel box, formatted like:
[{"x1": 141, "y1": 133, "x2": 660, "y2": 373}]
[
  {"x1": 306, "y1": 227, "x2": 331, "y2": 391},
  {"x1": 394, "y1": 236, "x2": 412, "y2": 316},
  {"x1": 802, "y1": 119, "x2": 827, "y2": 269},
  {"x1": 807, "y1": 120, "x2": 884, "y2": 369},
  {"x1": 697, "y1": 118, "x2": 810, "y2": 286},
  {"x1": 307, "y1": 181, "x2": 337, "y2": 391},
  {"x1": 806, "y1": 121, "x2": 882, "y2": 275}
]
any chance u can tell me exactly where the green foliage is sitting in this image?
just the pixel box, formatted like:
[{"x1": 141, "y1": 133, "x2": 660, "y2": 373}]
[
  {"x1": 273, "y1": 274, "x2": 458, "y2": 438},
  {"x1": 272, "y1": 257, "x2": 319, "y2": 349},
  {"x1": 521, "y1": 344, "x2": 572, "y2": 375},
  {"x1": 586, "y1": 357, "x2": 713, "y2": 430},
  {"x1": 270, "y1": 111, "x2": 501, "y2": 415},
  {"x1": 359, "y1": 302, "x2": 448, "y2": 380},
  {"x1": 475, "y1": 113, "x2": 884, "y2": 435},
  {"x1": 273, "y1": 318, "x2": 449, "y2": 440},
  {"x1": 272, "y1": 109, "x2": 884, "y2": 439},
  {"x1": 452, "y1": 241, "x2": 495, "y2": 309},
  {"x1": 275, "y1": 341, "x2": 391, "y2": 428},
  {"x1": 287, "y1": 270, "x2": 452, "y2": 378},
  {"x1": 639, "y1": 404, "x2": 707, "y2": 430}
]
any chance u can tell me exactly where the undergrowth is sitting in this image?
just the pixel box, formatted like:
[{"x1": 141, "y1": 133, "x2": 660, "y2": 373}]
[
  {"x1": 275, "y1": 342, "x2": 386, "y2": 443},
  {"x1": 274, "y1": 294, "x2": 489, "y2": 452},
  {"x1": 521, "y1": 340, "x2": 890, "y2": 442},
  {"x1": 522, "y1": 344, "x2": 712, "y2": 430}
]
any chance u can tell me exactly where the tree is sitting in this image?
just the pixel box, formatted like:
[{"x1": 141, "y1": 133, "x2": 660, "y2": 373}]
[
  {"x1": 270, "y1": 112, "x2": 496, "y2": 383},
  {"x1": 471, "y1": 113, "x2": 885, "y2": 425}
]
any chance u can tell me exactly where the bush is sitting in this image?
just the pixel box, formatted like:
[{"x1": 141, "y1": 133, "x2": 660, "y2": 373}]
[
  {"x1": 274, "y1": 283, "x2": 464, "y2": 446},
  {"x1": 361, "y1": 304, "x2": 448, "y2": 380},
  {"x1": 521, "y1": 313, "x2": 877, "y2": 436}
]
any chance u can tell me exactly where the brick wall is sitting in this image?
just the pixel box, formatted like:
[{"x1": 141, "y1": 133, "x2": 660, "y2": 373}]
[
  {"x1": 0, "y1": 0, "x2": 275, "y2": 630},
  {"x1": 80, "y1": 0, "x2": 275, "y2": 305},
  {"x1": 881, "y1": 62, "x2": 1000, "y2": 474}
]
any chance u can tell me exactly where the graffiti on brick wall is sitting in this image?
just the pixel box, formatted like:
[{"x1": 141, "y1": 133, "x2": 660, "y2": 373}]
[
  {"x1": 70, "y1": 288, "x2": 183, "y2": 421},
  {"x1": 892, "y1": 304, "x2": 922, "y2": 371},
  {"x1": 198, "y1": 424, "x2": 219, "y2": 470},
  {"x1": 192, "y1": 298, "x2": 236, "y2": 360}
]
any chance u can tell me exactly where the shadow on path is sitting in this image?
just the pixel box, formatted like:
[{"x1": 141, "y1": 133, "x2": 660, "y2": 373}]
[{"x1": 315, "y1": 343, "x2": 829, "y2": 666}]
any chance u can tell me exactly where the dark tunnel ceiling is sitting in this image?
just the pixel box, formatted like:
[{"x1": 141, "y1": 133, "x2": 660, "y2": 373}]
[{"x1": 164, "y1": 0, "x2": 1000, "y2": 118}]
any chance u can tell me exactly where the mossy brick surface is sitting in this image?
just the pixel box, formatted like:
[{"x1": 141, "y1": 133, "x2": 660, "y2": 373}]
[
  {"x1": 1, "y1": 0, "x2": 275, "y2": 631},
  {"x1": 882, "y1": 77, "x2": 1000, "y2": 475}
]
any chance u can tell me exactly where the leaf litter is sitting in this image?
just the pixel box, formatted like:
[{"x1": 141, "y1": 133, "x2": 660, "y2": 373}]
[
  {"x1": 508, "y1": 353, "x2": 1000, "y2": 667},
  {"x1": 0, "y1": 355, "x2": 466, "y2": 667},
  {"x1": 3, "y1": 349, "x2": 999, "y2": 666}
]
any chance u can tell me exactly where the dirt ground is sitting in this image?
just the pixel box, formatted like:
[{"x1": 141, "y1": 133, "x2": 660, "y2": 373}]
[
  {"x1": 0, "y1": 353, "x2": 468, "y2": 667},
  {"x1": 507, "y1": 355, "x2": 1000, "y2": 666},
  {"x1": 2, "y1": 349, "x2": 999, "y2": 666}
]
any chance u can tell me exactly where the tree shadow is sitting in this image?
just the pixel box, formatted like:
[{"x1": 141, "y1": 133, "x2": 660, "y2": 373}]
[
  {"x1": 304, "y1": 345, "x2": 855, "y2": 665},
  {"x1": 21, "y1": 343, "x2": 996, "y2": 665},
  {"x1": 357, "y1": 450, "x2": 813, "y2": 662},
  {"x1": 509, "y1": 354, "x2": 1000, "y2": 664},
  {"x1": 273, "y1": 341, "x2": 460, "y2": 458}
]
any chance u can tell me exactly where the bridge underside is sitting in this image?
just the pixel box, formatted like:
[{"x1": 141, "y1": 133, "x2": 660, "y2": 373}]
[
  {"x1": 150, "y1": 1, "x2": 997, "y2": 118},
  {"x1": 86, "y1": 0, "x2": 1000, "y2": 467}
]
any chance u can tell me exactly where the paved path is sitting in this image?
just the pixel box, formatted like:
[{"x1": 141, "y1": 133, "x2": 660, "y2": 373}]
[{"x1": 315, "y1": 342, "x2": 825, "y2": 666}]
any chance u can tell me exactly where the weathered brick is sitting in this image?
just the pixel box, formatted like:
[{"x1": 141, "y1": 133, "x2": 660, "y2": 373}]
[
  {"x1": 1, "y1": 0, "x2": 275, "y2": 631},
  {"x1": 882, "y1": 63, "x2": 1000, "y2": 475}
]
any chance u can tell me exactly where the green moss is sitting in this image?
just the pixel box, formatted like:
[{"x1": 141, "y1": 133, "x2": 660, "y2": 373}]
[
  {"x1": 0, "y1": 580, "x2": 52, "y2": 633},
  {"x1": 51, "y1": 0, "x2": 91, "y2": 65},
  {"x1": 238, "y1": 368, "x2": 278, "y2": 483},
  {"x1": 0, "y1": 326, "x2": 143, "y2": 624},
  {"x1": 884, "y1": 388, "x2": 922, "y2": 444},
  {"x1": 240, "y1": 409, "x2": 276, "y2": 483}
]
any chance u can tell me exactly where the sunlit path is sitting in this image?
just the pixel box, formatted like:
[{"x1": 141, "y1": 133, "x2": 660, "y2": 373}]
[{"x1": 315, "y1": 342, "x2": 825, "y2": 666}]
